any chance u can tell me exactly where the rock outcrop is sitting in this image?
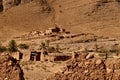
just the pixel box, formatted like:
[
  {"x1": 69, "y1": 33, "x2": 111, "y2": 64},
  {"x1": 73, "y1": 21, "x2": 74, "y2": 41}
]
[
  {"x1": 2, "y1": 0, "x2": 22, "y2": 11},
  {"x1": 0, "y1": 53, "x2": 24, "y2": 80},
  {"x1": 48, "y1": 57, "x2": 120, "y2": 80}
]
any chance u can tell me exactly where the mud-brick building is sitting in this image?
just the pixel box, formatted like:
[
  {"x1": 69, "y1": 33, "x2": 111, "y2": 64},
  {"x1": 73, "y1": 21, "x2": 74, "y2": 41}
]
[
  {"x1": 11, "y1": 51, "x2": 23, "y2": 60},
  {"x1": 29, "y1": 49, "x2": 48, "y2": 61},
  {"x1": 29, "y1": 51, "x2": 72, "y2": 62},
  {"x1": 11, "y1": 49, "x2": 75, "y2": 62}
]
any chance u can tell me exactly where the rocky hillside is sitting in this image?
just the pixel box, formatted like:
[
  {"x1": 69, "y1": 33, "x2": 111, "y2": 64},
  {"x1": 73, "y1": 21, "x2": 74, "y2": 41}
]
[
  {"x1": 48, "y1": 57, "x2": 120, "y2": 80},
  {"x1": 0, "y1": 0, "x2": 120, "y2": 41},
  {"x1": 0, "y1": 53, "x2": 24, "y2": 80}
]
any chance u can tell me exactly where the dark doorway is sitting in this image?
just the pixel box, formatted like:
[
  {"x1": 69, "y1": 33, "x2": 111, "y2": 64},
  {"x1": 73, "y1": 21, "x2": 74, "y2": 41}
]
[
  {"x1": 54, "y1": 55, "x2": 71, "y2": 61},
  {"x1": 30, "y1": 51, "x2": 41, "y2": 61},
  {"x1": 36, "y1": 52, "x2": 40, "y2": 61},
  {"x1": 19, "y1": 52, "x2": 23, "y2": 60}
]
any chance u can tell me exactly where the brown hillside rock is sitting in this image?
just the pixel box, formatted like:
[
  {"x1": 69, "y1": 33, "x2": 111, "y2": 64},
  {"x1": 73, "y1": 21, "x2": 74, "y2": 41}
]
[
  {"x1": 48, "y1": 57, "x2": 120, "y2": 80},
  {"x1": 48, "y1": 58, "x2": 107, "y2": 80},
  {"x1": 0, "y1": 53, "x2": 24, "y2": 80},
  {"x1": 2, "y1": 0, "x2": 21, "y2": 11}
]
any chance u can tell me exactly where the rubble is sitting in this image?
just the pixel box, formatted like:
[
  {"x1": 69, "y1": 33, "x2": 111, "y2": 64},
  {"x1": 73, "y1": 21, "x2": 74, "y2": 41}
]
[
  {"x1": 48, "y1": 57, "x2": 120, "y2": 80},
  {"x1": 48, "y1": 58, "x2": 107, "y2": 80},
  {"x1": 0, "y1": 53, "x2": 24, "y2": 80},
  {"x1": 85, "y1": 53, "x2": 95, "y2": 59}
]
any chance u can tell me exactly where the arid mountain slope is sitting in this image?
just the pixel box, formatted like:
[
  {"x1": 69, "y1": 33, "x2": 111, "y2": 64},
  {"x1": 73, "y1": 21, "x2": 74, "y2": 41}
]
[
  {"x1": 0, "y1": 0, "x2": 120, "y2": 41},
  {"x1": 53, "y1": 0, "x2": 120, "y2": 38},
  {"x1": 0, "y1": 1, "x2": 54, "y2": 40}
]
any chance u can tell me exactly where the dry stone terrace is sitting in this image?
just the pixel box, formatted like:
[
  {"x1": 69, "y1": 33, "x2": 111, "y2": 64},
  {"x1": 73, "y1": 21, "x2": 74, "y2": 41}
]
[
  {"x1": 6, "y1": 27, "x2": 119, "y2": 62},
  {"x1": 13, "y1": 27, "x2": 119, "y2": 49},
  {"x1": 13, "y1": 27, "x2": 69, "y2": 41}
]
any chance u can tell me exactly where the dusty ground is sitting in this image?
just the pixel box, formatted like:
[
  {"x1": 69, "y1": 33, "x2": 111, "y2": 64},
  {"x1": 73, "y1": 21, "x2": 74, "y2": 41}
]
[{"x1": 20, "y1": 61, "x2": 65, "y2": 80}]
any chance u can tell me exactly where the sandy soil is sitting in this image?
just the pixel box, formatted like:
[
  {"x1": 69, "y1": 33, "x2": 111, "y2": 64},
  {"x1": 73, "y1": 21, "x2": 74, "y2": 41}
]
[{"x1": 20, "y1": 61, "x2": 65, "y2": 80}]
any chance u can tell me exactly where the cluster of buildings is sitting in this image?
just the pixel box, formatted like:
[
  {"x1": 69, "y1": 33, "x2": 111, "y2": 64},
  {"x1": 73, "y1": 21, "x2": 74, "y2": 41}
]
[{"x1": 11, "y1": 50, "x2": 78, "y2": 62}]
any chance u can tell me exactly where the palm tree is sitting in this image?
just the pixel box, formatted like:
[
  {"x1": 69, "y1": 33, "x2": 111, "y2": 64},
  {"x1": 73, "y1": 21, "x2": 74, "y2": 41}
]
[
  {"x1": 8, "y1": 40, "x2": 18, "y2": 52},
  {"x1": 39, "y1": 40, "x2": 49, "y2": 61}
]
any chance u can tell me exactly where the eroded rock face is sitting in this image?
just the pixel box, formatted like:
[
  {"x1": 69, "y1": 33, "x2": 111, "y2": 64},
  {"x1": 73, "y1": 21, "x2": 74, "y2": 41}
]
[
  {"x1": 39, "y1": 0, "x2": 53, "y2": 13},
  {"x1": 0, "y1": 0, "x2": 52, "y2": 12},
  {"x1": 0, "y1": 0, "x2": 21, "y2": 11},
  {"x1": 0, "y1": 53, "x2": 24, "y2": 80},
  {"x1": 0, "y1": 1, "x2": 3, "y2": 12},
  {"x1": 3, "y1": 0, "x2": 14, "y2": 11}
]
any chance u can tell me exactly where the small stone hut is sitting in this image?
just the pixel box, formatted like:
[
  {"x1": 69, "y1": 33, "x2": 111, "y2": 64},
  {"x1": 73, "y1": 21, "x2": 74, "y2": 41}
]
[
  {"x1": 11, "y1": 51, "x2": 23, "y2": 60},
  {"x1": 30, "y1": 51, "x2": 41, "y2": 61},
  {"x1": 30, "y1": 50, "x2": 48, "y2": 61},
  {"x1": 45, "y1": 27, "x2": 61, "y2": 34}
]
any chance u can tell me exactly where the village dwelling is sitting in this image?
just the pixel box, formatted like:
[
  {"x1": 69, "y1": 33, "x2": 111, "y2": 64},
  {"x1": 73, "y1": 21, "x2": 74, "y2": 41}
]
[
  {"x1": 30, "y1": 50, "x2": 48, "y2": 61},
  {"x1": 29, "y1": 51, "x2": 72, "y2": 62},
  {"x1": 45, "y1": 26, "x2": 66, "y2": 35},
  {"x1": 11, "y1": 48, "x2": 78, "y2": 62},
  {"x1": 11, "y1": 51, "x2": 23, "y2": 60},
  {"x1": 46, "y1": 53, "x2": 72, "y2": 61},
  {"x1": 30, "y1": 51, "x2": 41, "y2": 61},
  {"x1": 45, "y1": 27, "x2": 61, "y2": 35}
]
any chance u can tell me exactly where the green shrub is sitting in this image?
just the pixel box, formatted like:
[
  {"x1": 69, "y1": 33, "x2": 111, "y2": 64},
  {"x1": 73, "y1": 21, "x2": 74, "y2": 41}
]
[
  {"x1": 39, "y1": 42, "x2": 47, "y2": 50},
  {"x1": 47, "y1": 47, "x2": 55, "y2": 53},
  {"x1": 8, "y1": 40, "x2": 18, "y2": 52},
  {"x1": 0, "y1": 46, "x2": 7, "y2": 53},
  {"x1": 18, "y1": 43, "x2": 29, "y2": 50},
  {"x1": 55, "y1": 44, "x2": 60, "y2": 52},
  {"x1": 39, "y1": 40, "x2": 56, "y2": 53},
  {"x1": 110, "y1": 44, "x2": 120, "y2": 55},
  {"x1": 39, "y1": 40, "x2": 50, "y2": 50},
  {"x1": 94, "y1": 44, "x2": 99, "y2": 52}
]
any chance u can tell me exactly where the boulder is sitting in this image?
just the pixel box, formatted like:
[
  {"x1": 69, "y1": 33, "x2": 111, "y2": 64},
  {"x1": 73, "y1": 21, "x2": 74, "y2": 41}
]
[{"x1": 86, "y1": 53, "x2": 94, "y2": 59}]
